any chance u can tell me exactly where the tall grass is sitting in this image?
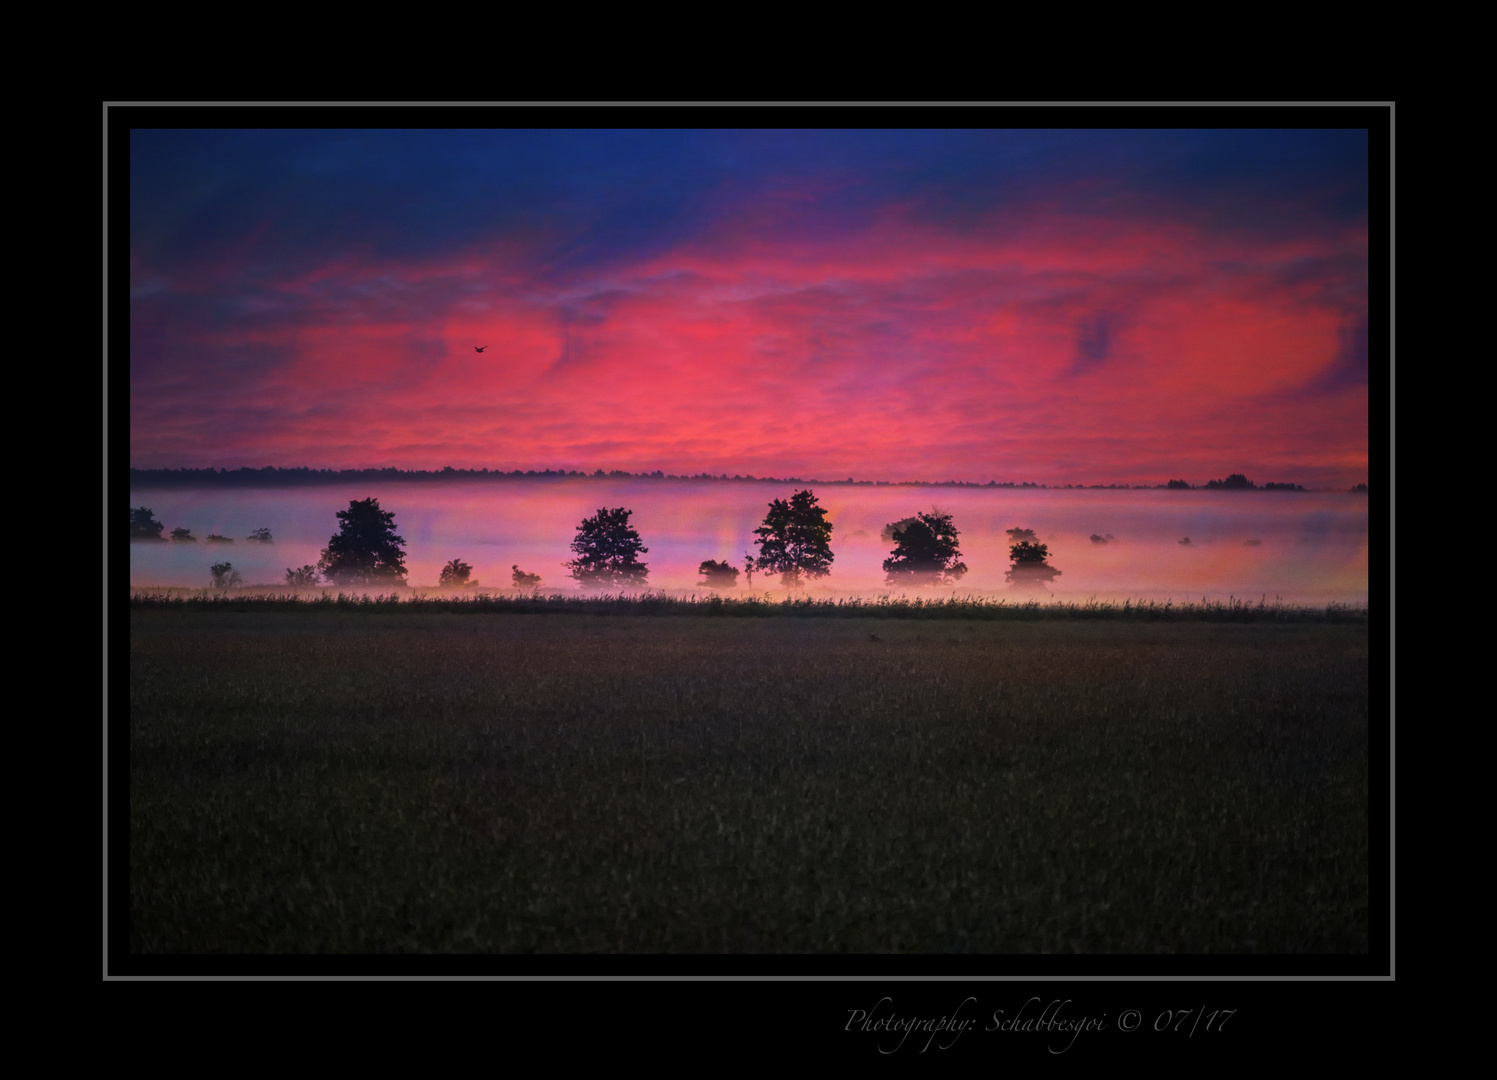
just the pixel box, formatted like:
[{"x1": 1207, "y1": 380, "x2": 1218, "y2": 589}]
[{"x1": 127, "y1": 587, "x2": 1368, "y2": 623}]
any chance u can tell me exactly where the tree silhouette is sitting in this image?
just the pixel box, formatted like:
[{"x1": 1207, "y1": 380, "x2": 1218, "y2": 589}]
[
  {"x1": 1005, "y1": 538, "x2": 1061, "y2": 589},
  {"x1": 130, "y1": 507, "x2": 166, "y2": 541},
  {"x1": 209, "y1": 562, "x2": 242, "y2": 588},
  {"x1": 512, "y1": 565, "x2": 542, "y2": 588},
  {"x1": 247, "y1": 527, "x2": 274, "y2": 543},
  {"x1": 753, "y1": 489, "x2": 834, "y2": 589},
  {"x1": 170, "y1": 527, "x2": 196, "y2": 542},
  {"x1": 698, "y1": 559, "x2": 740, "y2": 588},
  {"x1": 439, "y1": 558, "x2": 475, "y2": 588},
  {"x1": 1205, "y1": 473, "x2": 1255, "y2": 490},
  {"x1": 285, "y1": 565, "x2": 320, "y2": 587},
  {"x1": 565, "y1": 507, "x2": 649, "y2": 586},
  {"x1": 882, "y1": 511, "x2": 967, "y2": 585},
  {"x1": 317, "y1": 497, "x2": 407, "y2": 586}
]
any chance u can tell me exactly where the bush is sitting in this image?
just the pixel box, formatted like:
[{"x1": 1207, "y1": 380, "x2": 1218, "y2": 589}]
[
  {"x1": 130, "y1": 507, "x2": 166, "y2": 541},
  {"x1": 440, "y1": 559, "x2": 476, "y2": 588},
  {"x1": 698, "y1": 559, "x2": 740, "y2": 588},
  {"x1": 285, "y1": 565, "x2": 320, "y2": 587},
  {"x1": 170, "y1": 527, "x2": 196, "y2": 542},
  {"x1": 1006, "y1": 539, "x2": 1061, "y2": 589},
  {"x1": 209, "y1": 562, "x2": 243, "y2": 588},
  {"x1": 512, "y1": 565, "x2": 542, "y2": 588}
]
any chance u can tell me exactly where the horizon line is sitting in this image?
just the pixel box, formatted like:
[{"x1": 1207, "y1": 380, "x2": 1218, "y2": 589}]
[{"x1": 128, "y1": 465, "x2": 1366, "y2": 493}]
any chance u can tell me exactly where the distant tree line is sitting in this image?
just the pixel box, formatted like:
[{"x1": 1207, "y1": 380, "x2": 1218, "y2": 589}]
[
  {"x1": 128, "y1": 466, "x2": 1058, "y2": 489},
  {"x1": 1166, "y1": 474, "x2": 1320, "y2": 491},
  {"x1": 131, "y1": 466, "x2": 1360, "y2": 491},
  {"x1": 130, "y1": 507, "x2": 272, "y2": 544}
]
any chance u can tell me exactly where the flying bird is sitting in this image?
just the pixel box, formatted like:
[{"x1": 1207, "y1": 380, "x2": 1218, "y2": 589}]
[{"x1": 474, "y1": 345, "x2": 489, "y2": 353}]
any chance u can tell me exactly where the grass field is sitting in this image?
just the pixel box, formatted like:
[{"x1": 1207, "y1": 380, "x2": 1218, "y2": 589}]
[{"x1": 128, "y1": 609, "x2": 1369, "y2": 954}]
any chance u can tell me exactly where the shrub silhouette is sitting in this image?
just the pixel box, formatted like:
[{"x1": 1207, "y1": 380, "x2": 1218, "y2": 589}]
[
  {"x1": 170, "y1": 527, "x2": 196, "y2": 542},
  {"x1": 698, "y1": 559, "x2": 740, "y2": 588},
  {"x1": 512, "y1": 565, "x2": 542, "y2": 588},
  {"x1": 130, "y1": 507, "x2": 166, "y2": 541},
  {"x1": 209, "y1": 562, "x2": 242, "y2": 588},
  {"x1": 439, "y1": 558, "x2": 476, "y2": 588},
  {"x1": 285, "y1": 565, "x2": 320, "y2": 587},
  {"x1": 247, "y1": 528, "x2": 274, "y2": 543},
  {"x1": 1006, "y1": 538, "x2": 1061, "y2": 589}
]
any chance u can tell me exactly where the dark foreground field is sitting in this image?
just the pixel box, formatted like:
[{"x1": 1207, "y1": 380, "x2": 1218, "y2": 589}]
[{"x1": 128, "y1": 611, "x2": 1369, "y2": 954}]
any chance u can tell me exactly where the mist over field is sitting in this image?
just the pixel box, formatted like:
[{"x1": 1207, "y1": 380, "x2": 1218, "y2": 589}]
[{"x1": 129, "y1": 478, "x2": 1368, "y2": 604}]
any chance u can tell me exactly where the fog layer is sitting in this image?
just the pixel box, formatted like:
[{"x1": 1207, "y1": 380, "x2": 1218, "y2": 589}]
[{"x1": 129, "y1": 479, "x2": 1369, "y2": 603}]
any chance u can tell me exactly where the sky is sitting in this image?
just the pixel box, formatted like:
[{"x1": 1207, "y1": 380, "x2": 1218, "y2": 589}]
[{"x1": 129, "y1": 125, "x2": 1372, "y2": 488}]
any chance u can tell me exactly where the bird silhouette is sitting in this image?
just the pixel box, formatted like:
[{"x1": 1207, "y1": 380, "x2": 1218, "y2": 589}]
[{"x1": 474, "y1": 345, "x2": 489, "y2": 353}]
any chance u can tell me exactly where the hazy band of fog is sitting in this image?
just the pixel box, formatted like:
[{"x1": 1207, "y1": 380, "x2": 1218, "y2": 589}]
[{"x1": 129, "y1": 479, "x2": 1369, "y2": 603}]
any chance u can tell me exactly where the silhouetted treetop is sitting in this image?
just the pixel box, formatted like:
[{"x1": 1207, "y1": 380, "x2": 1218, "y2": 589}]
[
  {"x1": 1008, "y1": 540, "x2": 1050, "y2": 564},
  {"x1": 880, "y1": 516, "x2": 919, "y2": 543},
  {"x1": 439, "y1": 558, "x2": 475, "y2": 588},
  {"x1": 1205, "y1": 473, "x2": 1255, "y2": 490},
  {"x1": 317, "y1": 497, "x2": 407, "y2": 585},
  {"x1": 1006, "y1": 538, "x2": 1061, "y2": 589},
  {"x1": 698, "y1": 560, "x2": 740, "y2": 588},
  {"x1": 565, "y1": 508, "x2": 649, "y2": 586},
  {"x1": 882, "y1": 511, "x2": 967, "y2": 585},
  {"x1": 130, "y1": 506, "x2": 166, "y2": 541},
  {"x1": 753, "y1": 489, "x2": 834, "y2": 588}
]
